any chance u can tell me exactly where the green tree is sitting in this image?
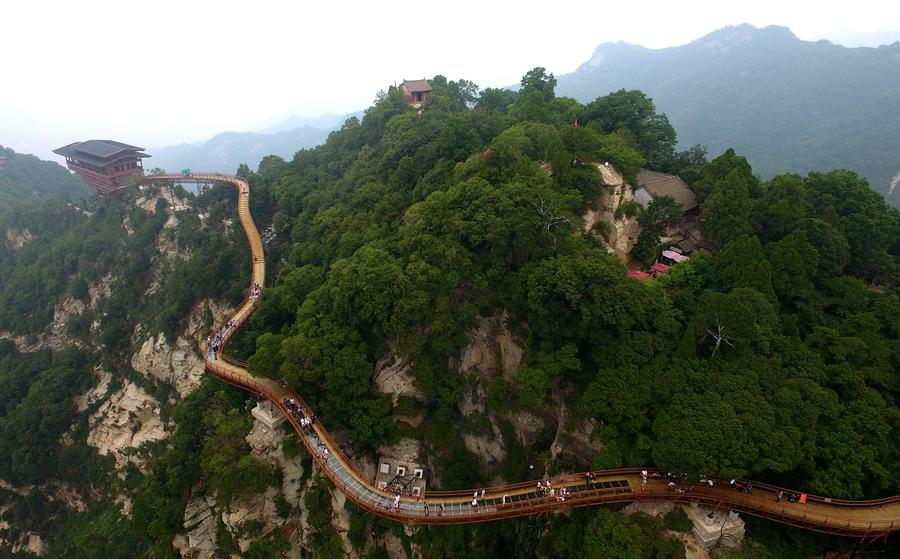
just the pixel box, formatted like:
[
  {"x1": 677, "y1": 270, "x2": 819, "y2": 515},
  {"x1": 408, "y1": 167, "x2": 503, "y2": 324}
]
[
  {"x1": 520, "y1": 67, "x2": 557, "y2": 100},
  {"x1": 640, "y1": 195, "x2": 683, "y2": 229},
  {"x1": 582, "y1": 90, "x2": 677, "y2": 168}
]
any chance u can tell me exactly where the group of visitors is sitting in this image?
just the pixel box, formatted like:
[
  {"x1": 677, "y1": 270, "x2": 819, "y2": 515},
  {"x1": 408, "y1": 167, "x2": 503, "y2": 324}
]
[
  {"x1": 537, "y1": 479, "x2": 569, "y2": 501},
  {"x1": 250, "y1": 282, "x2": 261, "y2": 300},
  {"x1": 206, "y1": 320, "x2": 239, "y2": 361},
  {"x1": 283, "y1": 398, "x2": 315, "y2": 435},
  {"x1": 777, "y1": 490, "x2": 804, "y2": 503},
  {"x1": 206, "y1": 331, "x2": 223, "y2": 360},
  {"x1": 730, "y1": 479, "x2": 753, "y2": 494}
]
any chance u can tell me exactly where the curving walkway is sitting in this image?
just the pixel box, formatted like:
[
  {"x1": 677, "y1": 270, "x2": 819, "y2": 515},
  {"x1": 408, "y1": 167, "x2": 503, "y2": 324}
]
[{"x1": 142, "y1": 173, "x2": 900, "y2": 540}]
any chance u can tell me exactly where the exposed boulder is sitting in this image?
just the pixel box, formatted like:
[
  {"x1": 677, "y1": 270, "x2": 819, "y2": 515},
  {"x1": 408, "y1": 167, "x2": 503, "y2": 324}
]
[
  {"x1": 74, "y1": 367, "x2": 113, "y2": 413},
  {"x1": 463, "y1": 419, "x2": 507, "y2": 466},
  {"x1": 0, "y1": 295, "x2": 86, "y2": 352},
  {"x1": 131, "y1": 334, "x2": 205, "y2": 397},
  {"x1": 173, "y1": 489, "x2": 218, "y2": 559},
  {"x1": 4, "y1": 227, "x2": 32, "y2": 249},
  {"x1": 221, "y1": 486, "x2": 284, "y2": 554},
  {"x1": 86, "y1": 381, "x2": 167, "y2": 471},
  {"x1": 375, "y1": 344, "x2": 426, "y2": 405},
  {"x1": 583, "y1": 162, "x2": 641, "y2": 260},
  {"x1": 455, "y1": 311, "x2": 524, "y2": 383},
  {"x1": 131, "y1": 299, "x2": 228, "y2": 397}
]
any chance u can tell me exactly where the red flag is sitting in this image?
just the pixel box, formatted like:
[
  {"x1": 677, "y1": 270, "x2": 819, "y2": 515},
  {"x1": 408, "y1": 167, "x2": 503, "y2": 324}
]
[
  {"x1": 481, "y1": 148, "x2": 492, "y2": 159},
  {"x1": 571, "y1": 119, "x2": 578, "y2": 127}
]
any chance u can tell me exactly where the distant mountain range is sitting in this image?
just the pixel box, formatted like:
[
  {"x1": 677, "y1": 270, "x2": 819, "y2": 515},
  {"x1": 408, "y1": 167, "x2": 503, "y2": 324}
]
[
  {"x1": 149, "y1": 111, "x2": 363, "y2": 174},
  {"x1": 814, "y1": 29, "x2": 900, "y2": 48},
  {"x1": 555, "y1": 24, "x2": 900, "y2": 205},
  {"x1": 0, "y1": 146, "x2": 92, "y2": 206}
]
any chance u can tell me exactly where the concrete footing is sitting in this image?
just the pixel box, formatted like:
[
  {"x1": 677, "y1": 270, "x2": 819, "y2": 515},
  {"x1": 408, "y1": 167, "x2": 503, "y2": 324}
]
[
  {"x1": 684, "y1": 502, "x2": 745, "y2": 550},
  {"x1": 251, "y1": 400, "x2": 286, "y2": 429}
]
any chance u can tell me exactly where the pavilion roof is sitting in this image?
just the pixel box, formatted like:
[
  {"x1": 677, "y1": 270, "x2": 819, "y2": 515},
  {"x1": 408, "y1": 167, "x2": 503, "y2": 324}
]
[
  {"x1": 53, "y1": 140, "x2": 149, "y2": 165},
  {"x1": 635, "y1": 169, "x2": 698, "y2": 211},
  {"x1": 402, "y1": 79, "x2": 432, "y2": 93}
]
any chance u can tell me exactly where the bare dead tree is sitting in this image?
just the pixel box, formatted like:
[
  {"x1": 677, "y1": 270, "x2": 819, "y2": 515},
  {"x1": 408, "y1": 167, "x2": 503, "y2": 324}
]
[
  {"x1": 704, "y1": 314, "x2": 735, "y2": 357},
  {"x1": 530, "y1": 195, "x2": 570, "y2": 236}
]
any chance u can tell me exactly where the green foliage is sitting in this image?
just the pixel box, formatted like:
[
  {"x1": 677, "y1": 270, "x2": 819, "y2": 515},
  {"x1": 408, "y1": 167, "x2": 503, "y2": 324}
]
[
  {"x1": 245, "y1": 531, "x2": 290, "y2": 559},
  {"x1": 0, "y1": 145, "x2": 93, "y2": 206},
  {"x1": 519, "y1": 67, "x2": 557, "y2": 101},
  {"x1": 631, "y1": 230, "x2": 662, "y2": 263},
  {"x1": 581, "y1": 90, "x2": 677, "y2": 169},
  {"x1": 698, "y1": 150, "x2": 757, "y2": 245},
  {"x1": 200, "y1": 407, "x2": 277, "y2": 506},
  {"x1": 517, "y1": 366, "x2": 550, "y2": 407},
  {"x1": 0, "y1": 348, "x2": 93, "y2": 485},
  {"x1": 640, "y1": 195, "x2": 683, "y2": 229},
  {"x1": 549, "y1": 508, "x2": 685, "y2": 559},
  {"x1": 663, "y1": 508, "x2": 693, "y2": 533},
  {"x1": 555, "y1": 29, "x2": 900, "y2": 205},
  {"x1": 304, "y1": 479, "x2": 345, "y2": 559}
]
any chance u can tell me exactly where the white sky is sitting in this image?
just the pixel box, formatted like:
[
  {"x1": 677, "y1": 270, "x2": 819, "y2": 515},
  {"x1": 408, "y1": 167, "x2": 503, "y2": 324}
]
[{"x1": 2, "y1": 0, "x2": 898, "y2": 161}]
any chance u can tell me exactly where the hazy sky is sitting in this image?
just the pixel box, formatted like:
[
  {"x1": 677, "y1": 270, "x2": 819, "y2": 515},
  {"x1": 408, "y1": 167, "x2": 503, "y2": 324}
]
[{"x1": 3, "y1": 0, "x2": 899, "y2": 161}]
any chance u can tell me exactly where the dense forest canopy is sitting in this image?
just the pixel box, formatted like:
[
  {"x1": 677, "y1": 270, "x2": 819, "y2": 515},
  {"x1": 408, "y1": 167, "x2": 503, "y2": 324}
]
[
  {"x1": 232, "y1": 71, "x2": 898, "y2": 556},
  {"x1": 0, "y1": 146, "x2": 92, "y2": 206},
  {"x1": 1, "y1": 69, "x2": 898, "y2": 557},
  {"x1": 554, "y1": 24, "x2": 900, "y2": 207}
]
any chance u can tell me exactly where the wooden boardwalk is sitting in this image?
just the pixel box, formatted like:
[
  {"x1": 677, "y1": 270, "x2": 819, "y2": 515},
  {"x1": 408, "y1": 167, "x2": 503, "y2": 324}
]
[{"x1": 141, "y1": 173, "x2": 900, "y2": 539}]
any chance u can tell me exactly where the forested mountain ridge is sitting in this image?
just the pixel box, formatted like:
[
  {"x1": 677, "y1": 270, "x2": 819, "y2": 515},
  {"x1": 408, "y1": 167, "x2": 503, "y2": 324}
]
[
  {"x1": 0, "y1": 146, "x2": 92, "y2": 206},
  {"x1": 555, "y1": 24, "x2": 900, "y2": 206},
  {"x1": 1, "y1": 71, "x2": 899, "y2": 558}
]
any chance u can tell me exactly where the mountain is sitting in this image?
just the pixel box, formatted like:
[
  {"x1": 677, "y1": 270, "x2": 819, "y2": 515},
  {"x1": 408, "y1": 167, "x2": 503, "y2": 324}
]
[
  {"x1": 0, "y1": 146, "x2": 92, "y2": 205},
  {"x1": 259, "y1": 111, "x2": 362, "y2": 134},
  {"x1": 1, "y1": 74, "x2": 898, "y2": 558},
  {"x1": 150, "y1": 125, "x2": 334, "y2": 174},
  {"x1": 555, "y1": 24, "x2": 900, "y2": 205},
  {"x1": 814, "y1": 29, "x2": 900, "y2": 48}
]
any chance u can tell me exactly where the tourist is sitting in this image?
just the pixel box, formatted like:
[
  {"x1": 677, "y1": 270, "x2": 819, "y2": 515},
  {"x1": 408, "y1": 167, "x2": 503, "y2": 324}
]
[
  {"x1": 439, "y1": 502, "x2": 445, "y2": 516},
  {"x1": 471, "y1": 498, "x2": 478, "y2": 510},
  {"x1": 424, "y1": 503, "x2": 429, "y2": 516},
  {"x1": 480, "y1": 488, "x2": 486, "y2": 498},
  {"x1": 501, "y1": 494, "x2": 507, "y2": 505},
  {"x1": 777, "y1": 490, "x2": 783, "y2": 502}
]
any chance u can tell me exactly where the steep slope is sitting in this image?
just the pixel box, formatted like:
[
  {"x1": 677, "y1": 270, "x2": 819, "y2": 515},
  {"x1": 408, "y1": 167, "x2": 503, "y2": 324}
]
[
  {"x1": 0, "y1": 146, "x2": 92, "y2": 205},
  {"x1": 555, "y1": 24, "x2": 900, "y2": 205}
]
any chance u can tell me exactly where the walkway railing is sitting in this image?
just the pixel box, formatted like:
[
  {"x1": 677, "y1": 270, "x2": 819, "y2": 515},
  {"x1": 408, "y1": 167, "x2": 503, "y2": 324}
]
[{"x1": 140, "y1": 172, "x2": 900, "y2": 539}]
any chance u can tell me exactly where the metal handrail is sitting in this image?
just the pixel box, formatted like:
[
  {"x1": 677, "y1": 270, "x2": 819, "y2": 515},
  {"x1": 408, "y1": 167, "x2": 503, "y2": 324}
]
[{"x1": 146, "y1": 172, "x2": 900, "y2": 537}]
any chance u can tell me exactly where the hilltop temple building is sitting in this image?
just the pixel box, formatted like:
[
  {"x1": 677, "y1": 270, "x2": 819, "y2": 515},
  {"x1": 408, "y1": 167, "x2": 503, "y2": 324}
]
[
  {"x1": 54, "y1": 140, "x2": 149, "y2": 195},
  {"x1": 400, "y1": 79, "x2": 432, "y2": 108}
]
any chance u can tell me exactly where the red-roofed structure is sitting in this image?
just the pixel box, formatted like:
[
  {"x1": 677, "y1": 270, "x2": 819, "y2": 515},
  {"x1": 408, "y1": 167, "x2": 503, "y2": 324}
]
[
  {"x1": 400, "y1": 79, "x2": 432, "y2": 107},
  {"x1": 650, "y1": 262, "x2": 670, "y2": 276},
  {"x1": 53, "y1": 140, "x2": 149, "y2": 195},
  {"x1": 627, "y1": 270, "x2": 651, "y2": 281}
]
